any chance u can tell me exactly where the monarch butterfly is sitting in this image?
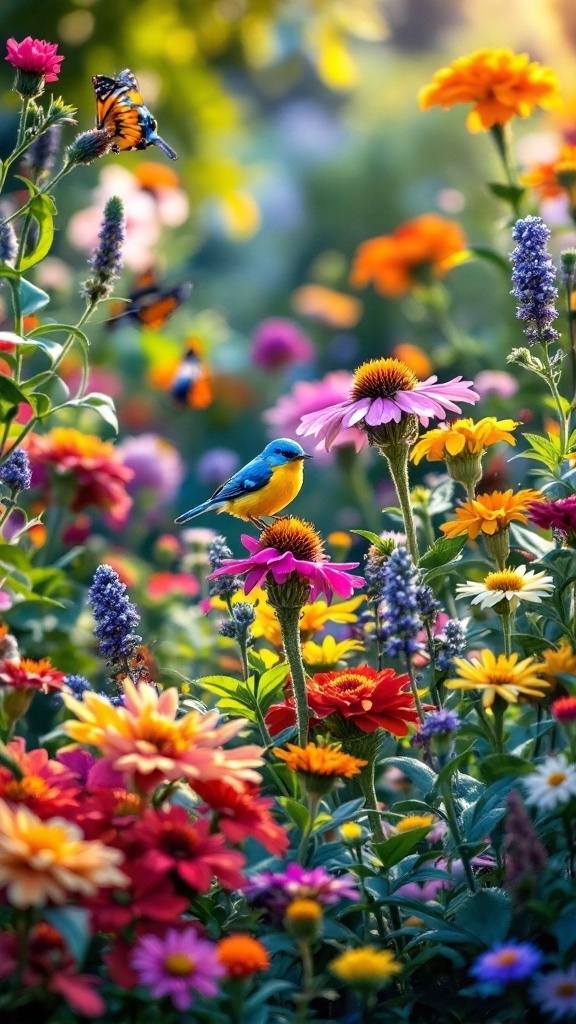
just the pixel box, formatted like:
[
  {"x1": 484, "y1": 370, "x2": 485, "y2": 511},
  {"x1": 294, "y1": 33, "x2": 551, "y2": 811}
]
[
  {"x1": 92, "y1": 68, "x2": 177, "y2": 160},
  {"x1": 171, "y1": 339, "x2": 213, "y2": 409},
  {"x1": 108, "y1": 269, "x2": 193, "y2": 330}
]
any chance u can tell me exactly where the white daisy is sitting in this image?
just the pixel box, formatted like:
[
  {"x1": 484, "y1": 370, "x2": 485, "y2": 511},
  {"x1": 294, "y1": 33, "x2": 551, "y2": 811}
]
[
  {"x1": 523, "y1": 755, "x2": 576, "y2": 811},
  {"x1": 455, "y1": 564, "x2": 554, "y2": 613}
]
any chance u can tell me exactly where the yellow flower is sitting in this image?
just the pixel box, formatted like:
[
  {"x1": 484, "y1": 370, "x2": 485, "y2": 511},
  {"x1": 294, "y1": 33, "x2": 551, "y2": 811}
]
[
  {"x1": 302, "y1": 635, "x2": 364, "y2": 671},
  {"x1": 273, "y1": 741, "x2": 367, "y2": 780},
  {"x1": 538, "y1": 640, "x2": 576, "y2": 689},
  {"x1": 440, "y1": 489, "x2": 541, "y2": 540},
  {"x1": 446, "y1": 650, "x2": 549, "y2": 707},
  {"x1": 411, "y1": 417, "x2": 518, "y2": 465},
  {"x1": 0, "y1": 800, "x2": 127, "y2": 908},
  {"x1": 418, "y1": 49, "x2": 561, "y2": 133},
  {"x1": 395, "y1": 814, "x2": 435, "y2": 833},
  {"x1": 330, "y1": 946, "x2": 402, "y2": 988},
  {"x1": 340, "y1": 821, "x2": 364, "y2": 845},
  {"x1": 284, "y1": 898, "x2": 323, "y2": 940},
  {"x1": 251, "y1": 588, "x2": 365, "y2": 646}
]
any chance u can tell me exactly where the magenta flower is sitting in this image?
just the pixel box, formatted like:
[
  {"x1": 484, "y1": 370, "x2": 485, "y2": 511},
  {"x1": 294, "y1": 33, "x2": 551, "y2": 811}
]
[
  {"x1": 528, "y1": 495, "x2": 576, "y2": 543},
  {"x1": 209, "y1": 526, "x2": 364, "y2": 602},
  {"x1": 296, "y1": 357, "x2": 479, "y2": 451},
  {"x1": 263, "y1": 370, "x2": 365, "y2": 454},
  {"x1": 6, "y1": 37, "x2": 64, "y2": 83},
  {"x1": 252, "y1": 317, "x2": 315, "y2": 370},
  {"x1": 244, "y1": 863, "x2": 358, "y2": 914},
  {"x1": 131, "y1": 928, "x2": 224, "y2": 1011}
]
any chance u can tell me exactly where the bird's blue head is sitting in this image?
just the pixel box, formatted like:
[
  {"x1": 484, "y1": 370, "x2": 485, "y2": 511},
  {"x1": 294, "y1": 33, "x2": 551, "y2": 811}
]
[{"x1": 262, "y1": 438, "x2": 313, "y2": 466}]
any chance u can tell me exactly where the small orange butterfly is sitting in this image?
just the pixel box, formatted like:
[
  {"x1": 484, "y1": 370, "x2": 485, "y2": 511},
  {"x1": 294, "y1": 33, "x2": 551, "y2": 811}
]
[{"x1": 108, "y1": 269, "x2": 192, "y2": 331}]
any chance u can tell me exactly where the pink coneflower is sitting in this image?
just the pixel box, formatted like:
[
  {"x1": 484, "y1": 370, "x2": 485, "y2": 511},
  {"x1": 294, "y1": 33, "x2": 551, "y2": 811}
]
[
  {"x1": 251, "y1": 318, "x2": 315, "y2": 370},
  {"x1": 131, "y1": 928, "x2": 224, "y2": 1011},
  {"x1": 297, "y1": 357, "x2": 479, "y2": 451},
  {"x1": 5, "y1": 37, "x2": 63, "y2": 83},
  {"x1": 528, "y1": 495, "x2": 576, "y2": 545},
  {"x1": 209, "y1": 517, "x2": 364, "y2": 602},
  {"x1": 263, "y1": 370, "x2": 365, "y2": 454}
]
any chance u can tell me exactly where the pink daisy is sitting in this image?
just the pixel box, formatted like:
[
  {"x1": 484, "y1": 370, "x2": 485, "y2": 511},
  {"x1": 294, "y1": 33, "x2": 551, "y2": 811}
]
[
  {"x1": 131, "y1": 928, "x2": 224, "y2": 1011},
  {"x1": 6, "y1": 37, "x2": 64, "y2": 83},
  {"x1": 296, "y1": 357, "x2": 479, "y2": 451}
]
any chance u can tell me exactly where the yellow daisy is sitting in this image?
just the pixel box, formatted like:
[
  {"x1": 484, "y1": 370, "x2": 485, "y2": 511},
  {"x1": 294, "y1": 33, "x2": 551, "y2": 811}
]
[{"x1": 446, "y1": 649, "x2": 549, "y2": 707}]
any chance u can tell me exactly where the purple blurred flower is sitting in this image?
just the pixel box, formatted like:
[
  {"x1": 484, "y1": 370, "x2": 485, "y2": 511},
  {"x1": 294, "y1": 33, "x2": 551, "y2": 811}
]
[
  {"x1": 251, "y1": 318, "x2": 315, "y2": 371},
  {"x1": 532, "y1": 967, "x2": 576, "y2": 1020},
  {"x1": 244, "y1": 863, "x2": 358, "y2": 916},
  {"x1": 263, "y1": 370, "x2": 363, "y2": 456},
  {"x1": 474, "y1": 370, "x2": 519, "y2": 399},
  {"x1": 56, "y1": 746, "x2": 97, "y2": 784},
  {"x1": 471, "y1": 941, "x2": 543, "y2": 986},
  {"x1": 196, "y1": 448, "x2": 240, "y2": 486},
  {"x1": 118, "y1": 433, "x2": 184, "y2": 512},
  {"x1": 131, "y1": 928, "x2": 224, "y2": 1011}
]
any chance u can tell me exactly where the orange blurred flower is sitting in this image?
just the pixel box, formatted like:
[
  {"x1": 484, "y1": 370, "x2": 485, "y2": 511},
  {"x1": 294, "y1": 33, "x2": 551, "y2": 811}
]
[
  {"x1": 419, "y1": 49, "x2": 561, "y2": 133},
  {"x1": 350, "y1": 214, "x2": 468, "y2": 298},
  {"x1": 521, "y1": 144, "x2": 576, "y2": 206},
  {"x1": 291, "y1": 284, "x2": 363, "y2": 328},
  {"x1": 390, "y1": 343, "x2": 433, "y2": 380},
  {"x1": 217, "y1": 934, "x2": 270, "y2": 978}
]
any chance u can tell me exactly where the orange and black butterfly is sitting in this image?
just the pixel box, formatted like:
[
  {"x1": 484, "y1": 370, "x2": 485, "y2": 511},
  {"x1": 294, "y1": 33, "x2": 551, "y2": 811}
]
[
  {"x1": 92, "y1": 68, "x2": 177, "y2": 160},
  {"x1": 171, "y1": 339, "x2": 213, "y2": 409},
  {"x1": 108, "y1": 269, "x2": 193, "y2": 330}
]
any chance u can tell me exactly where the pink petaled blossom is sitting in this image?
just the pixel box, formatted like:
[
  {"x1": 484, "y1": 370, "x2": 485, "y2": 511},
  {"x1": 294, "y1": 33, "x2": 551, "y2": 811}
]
[
  {"x1": 209, "y1": 533, "x2": 364, "y2": 602},
  {"x1": 6, "y1": 37, "x2": 64, "y2": 83},
  {"x1": 131, "y1": 928, "x2": 224, "y2": 1012},
  {"x1": 296, "y1": 358, "x2": 479, "y2": 451},
  {"x1": 528, "y1": 495, "x2": 576, "y2": 538},
  {"x1": 474, "y1": 369, "x2": 519, "y2": 399},
  {"x1": 251, "y1": 318, "x2": 315, "y2": 370},
  {"x1": 263, "y1": 370, "x2": 365, "y2": 455}
]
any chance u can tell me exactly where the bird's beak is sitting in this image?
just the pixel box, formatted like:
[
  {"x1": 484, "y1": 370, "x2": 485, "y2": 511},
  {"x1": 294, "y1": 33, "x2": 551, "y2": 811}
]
[{"x1": 300, "y1": 453, "x2": 313, "y2": 459}]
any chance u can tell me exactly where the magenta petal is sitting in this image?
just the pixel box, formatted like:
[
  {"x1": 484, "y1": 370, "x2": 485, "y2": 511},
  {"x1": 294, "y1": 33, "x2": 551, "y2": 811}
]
[
  {"x1": 244, "y1": 567, "x2": 268, "y2": 593},
  {"x1": 240, "y1": 534, "x2": 262, "y2": 554}
]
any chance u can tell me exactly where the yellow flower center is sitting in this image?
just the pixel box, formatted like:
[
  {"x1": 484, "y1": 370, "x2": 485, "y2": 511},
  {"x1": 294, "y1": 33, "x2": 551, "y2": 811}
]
[
  {"x1": 350, "y1": 358, "x2": 418, "y2": 401},
  {"x1": 163, "y1": 952, "x2": 195, "y2": 977},
  {"x1": 284, "y1": 898, "x2": 323, "y2": 923},
  {"x1": 4, "y1": 776, "x2": 50, "y2": 801},
  {"x1": 396, "y1": 814, "x2": 435, "y2": 833},
  {"x1": 260, "y1": 517, "x2": 324, "y2": 562},
  {"x1": 484, "y1": 570, "x2": 524, "y2": 592},
  {"x1": 547, "y1": 771, "x2": 568, "y2": 787}
]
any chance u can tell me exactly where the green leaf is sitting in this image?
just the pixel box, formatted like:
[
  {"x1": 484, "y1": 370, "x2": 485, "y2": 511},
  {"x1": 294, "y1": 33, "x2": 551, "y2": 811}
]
[
  {"x1": 375, "y1": 826, "x2": 432, "y2": 870},
  {"x1": 380, "y1": 756, "x2": 436, "y2": 795},
  {"x1": 17, "y1": 335, "x2": 63, "y2": 363},
  {"x1": 486, "y1": 181, "x2": 526, "y2": 203},
  {"x1": 419, "y1": 535, "x2": 467, "y2": 570},
  {"x1": 351, "y1": 529, "x2": 386, "y2": 547},
  {"x1": 0, "y1": 544, "x2": 33, "y2": 575},
  {"x1": 18, "y1": 277, "x2": 50, "y2": 314},
  {"x1": 467, "y1": 244, "x2": 510, "y2": 274},
  {"x1": 0, "y1": 374, "x2": 29, "y2": 410},
  {"x1": 278, "y1": 796, "x2": 309, "y2": 831},
  {"x1": 453, "y1": 889, "x2": 512, "y2": 947},
  {"x1": 256, "y1": 663, "x2": 289, "y2": 711},
  {"x1": 18, "y1": 193, "x2": 56, "y2": 271},
  {"x1": 476, "y1": 754, "x2": 535, "y2": 786},
  {"x1": 215, "y1": 698, "x2": 257, "y2": 723},
  {"x1": 65, "y1": 391, "x2": 118, "y2": 432},
  {"x1": 198, "y1": 674, "x2": 242, "y2": 699}
]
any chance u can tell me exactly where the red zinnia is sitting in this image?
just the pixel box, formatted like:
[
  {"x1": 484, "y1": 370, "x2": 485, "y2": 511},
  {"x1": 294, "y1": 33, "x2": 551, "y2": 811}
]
[
  {"x1": 552, "y1": 695, "x2": 576, "y2": 724},
  {"x1": 193, "y1": 779, "x2": 289, "y2": 855},
  {"x1": 134, "y1": 806, "x2": 246, "y2": 892},
  {"x1": 5, "y1": 37, "x2": 64, "y2": 83},
  {"x1": 0, "y1": 657, "x2": 66, "y2": 693},
  {"x1": 0, "y1": 738, "x2": 79, "y2": 819},
  {"x1": 267, "y1": 666, "x2": 419, "y2": 736}
]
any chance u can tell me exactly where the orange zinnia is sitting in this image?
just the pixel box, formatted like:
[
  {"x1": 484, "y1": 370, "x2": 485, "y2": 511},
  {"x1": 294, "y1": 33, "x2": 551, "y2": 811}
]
[
  {"x1": 273, "y1": 741, "x2": 367, "y2": 779},
  {"x1": 440, "y1": 489, "x2": 541, "y2": 540},
  {"x1": 217, "y1": 934, "x2": 270, "y2": 978},
  {"x1": 521, "y1": 144, "x2": 576, "y2": 205},
  {"x1": 418, "y1": 48, "x2": 561, "y2": 133},
  {"x1": 350, "y1": 214, "x2": 468, "y2": 298}
]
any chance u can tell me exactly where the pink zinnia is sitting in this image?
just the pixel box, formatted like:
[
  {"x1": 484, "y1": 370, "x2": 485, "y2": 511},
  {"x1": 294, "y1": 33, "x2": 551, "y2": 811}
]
[
  {"x1": 131, "y1": 928, "x2": 224, "y2": 1011},
  {"x1": 528, "y1": 495, "x2": 576, "y2": 543},
  {"x1": 297, "y1": 357, "x2": 479, "y2": 451},
  {"x1": 252, "y1": 317, "x2": 315, "y2": 370},
  {"x1": 209, "y1": 517, "x2": 364, "y2": 602},
  {"x1": 5, "y1": 37, "x2": 63, "y2": 83},
  {"x1": 263, "y1": 370, "x2": 365, "y2": 454}
]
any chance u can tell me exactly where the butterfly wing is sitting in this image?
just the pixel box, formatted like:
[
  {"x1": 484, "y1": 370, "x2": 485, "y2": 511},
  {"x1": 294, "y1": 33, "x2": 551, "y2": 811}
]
[
  {"x1": 92, "y1": 72, "x2": 144, "y2": 153},
  {"x1": 171, "y1": 342, "x2": 212, "y2": 409}
]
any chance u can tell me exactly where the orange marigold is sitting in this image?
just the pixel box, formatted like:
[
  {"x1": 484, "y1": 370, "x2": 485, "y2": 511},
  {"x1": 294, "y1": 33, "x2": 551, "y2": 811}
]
[
  {"x1": 217, "y1": 934, "x2": 270, "y2": 978},
  {"x1": 440, "y1": 489, "x2": 541, "y2": 540},
  {"x1": 418, "y1": 48, "x2": 561, "y2": 133},
  {"x1": 350, "y1": 214, "x2": 468, "y2": 298},
  {"x1": 273, "y1": 742, "x2": 367, "y2": 779}
]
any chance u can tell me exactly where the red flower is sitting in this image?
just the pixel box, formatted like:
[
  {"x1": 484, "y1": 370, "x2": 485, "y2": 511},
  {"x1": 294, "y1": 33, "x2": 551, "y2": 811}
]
[
  {"x1": 27, "y1": 428, "x2": 133, "y2": 529},
  {"x1": 134, "y1": 806, "x2": 246, "y2": 891},
  {"x1": 147, "y1": 571, "x2": 200, "y2": 600},
  {"x1": 193, "y1": 779, "x2": 289, "y2": 855},
  {"x1": 0, "y1": 738, "x2": 79, "y2": 819},
  {"x1": 84, "y1": 860, "x2": 188, "y2": 933},
  {"x1": 5, "y1": 37, "x2": 64, "y2": 83},
  {"x1": 0, "y1": 657, "x2": 65, "y2": 693},
  {"x1": 0, "y1": 923, "x2": 103, "y2": 1017},
  {"x1": 266, "y1": 666, "x2": 420, "y2": 736},
  {"x1": 71, "y1": 787, "x2": 144, "y2": 845}
]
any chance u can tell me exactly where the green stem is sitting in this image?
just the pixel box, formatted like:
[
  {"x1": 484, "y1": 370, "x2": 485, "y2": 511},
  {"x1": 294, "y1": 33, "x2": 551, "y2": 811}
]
[
  {"x1": 406, "y1": 658, "x2": 425, "y2": 723},
  {"x1": 295, "y1": 940, "x2": 315, "y2": 1024},
  {"x1": 357, "y1": 760, "x2": 385, "y2": 843},
  {"x1": 490, "y1": 123, "x2": 522, "y2": 216},
  {"x1": 439, "y1": 779, "x2": 477, "y2": 892},
  {"x1": 501, "y1": 612, "x2": 513, "y2": 658},
  {"x1": 296, "y1": 791, "x2": 321, "y2": 865},
  {"x1": 565, "y1": 279, "x2": 576, "y2": 406},
  {"x1": 384, "y1": 442, "x2": 419, "y2": 563},
  {"x1": 274, "y1": 604, "x2": 309, "y2": 746},
  {"x1": 540, "y1": 341, "x2": 569, "y2": 456},
  {"x1": 492, "y1": 694, "x2": 507, "y2": 755}
]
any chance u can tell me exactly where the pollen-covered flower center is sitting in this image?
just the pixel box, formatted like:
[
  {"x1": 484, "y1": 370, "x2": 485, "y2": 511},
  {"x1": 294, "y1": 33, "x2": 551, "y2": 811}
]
[
  {"x1": 484, "y1": 570, "x2": 524, "y2": 592},
  {"x1": 4, "y1": 776, "x2": 49, "y2": 800},
  {"x1": 495, "y1": 951, "x2": 520, "y2": 966},
  {"x1": 547, "y1": 771, "x2": 568, "y2": 787},
  {"x1": 350, "y1": 358, "x2": 418, "y2": 401},
  {"x1": 326, "y1": 672, "x2": 371, "y2": 696},
  {"x1": 112, "y1": 790, "x2": 142, "y2": 816},
  {"x1": 164, "y1": 952, "x2": 195, "y2": 977},
  {"x1": 260, "y1": 517, "x2": 324, "y2": 562}
]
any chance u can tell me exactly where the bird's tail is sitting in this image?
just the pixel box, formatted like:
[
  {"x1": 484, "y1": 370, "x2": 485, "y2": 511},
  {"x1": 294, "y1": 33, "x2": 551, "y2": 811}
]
[{"x1": 174, "y1": 499, "x2": 219, "y2": 525}]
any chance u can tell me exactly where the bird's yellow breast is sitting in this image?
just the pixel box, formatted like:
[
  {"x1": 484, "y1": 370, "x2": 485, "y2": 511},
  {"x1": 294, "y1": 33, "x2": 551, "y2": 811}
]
[{"x1": 222, "y1": 460, "x2": 304, "y2": 521}]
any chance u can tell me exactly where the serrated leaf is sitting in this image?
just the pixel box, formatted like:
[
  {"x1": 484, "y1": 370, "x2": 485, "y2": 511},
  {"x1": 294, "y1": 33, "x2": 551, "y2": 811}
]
[
  {"x1": 419, "y1": 535, "x2": 467, "y2": 570},
  {"x1": 453, "y1": 889, "x2": 512, "y2": 947}
]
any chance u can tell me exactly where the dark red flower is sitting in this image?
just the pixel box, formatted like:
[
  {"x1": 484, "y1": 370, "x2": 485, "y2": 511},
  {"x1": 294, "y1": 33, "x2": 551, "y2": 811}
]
[
  {"x1": 5, "y1": 37, "x2": 64, "y2": 83},
  {"x1": 193, "y1": 779, "x2": 289, "y2": 855},
  {"x1": 134, "y1": 806, "x2": 246, "y2": 891},
  {"x1": 84, "y1": 861, "x2": 188, "y2": 933}
]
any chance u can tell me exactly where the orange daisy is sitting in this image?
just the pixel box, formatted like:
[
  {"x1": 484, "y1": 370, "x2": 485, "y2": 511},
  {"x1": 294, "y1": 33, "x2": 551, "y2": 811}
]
[{"x1": 440, "y1": 489, "x2": 541, "y2": 540}]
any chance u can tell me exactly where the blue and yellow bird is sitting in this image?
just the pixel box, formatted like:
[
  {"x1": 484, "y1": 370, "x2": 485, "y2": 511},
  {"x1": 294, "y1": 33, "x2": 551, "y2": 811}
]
[{"x1": 175, "y1": 438, "x2": 312, "y2": 529}]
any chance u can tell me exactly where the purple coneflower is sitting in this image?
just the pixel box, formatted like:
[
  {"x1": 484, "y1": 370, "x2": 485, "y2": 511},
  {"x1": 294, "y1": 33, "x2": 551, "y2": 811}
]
[
  {"x1": 252, "y1": 317, "x2": 315, "y2": 370},
  {"x1": 131, "y1": 928, "x2": 224, "y2": 1011}
]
